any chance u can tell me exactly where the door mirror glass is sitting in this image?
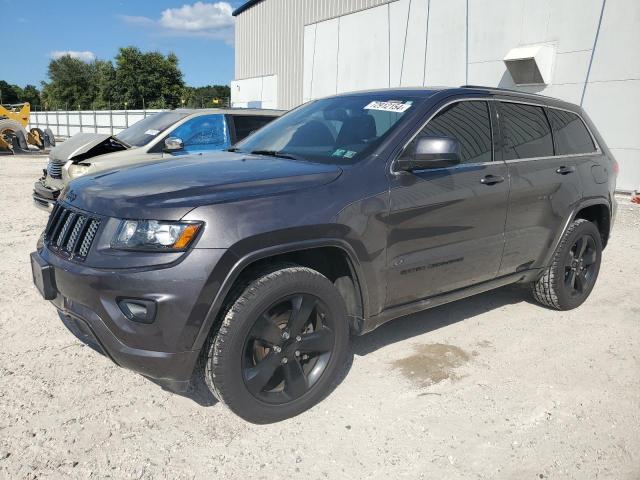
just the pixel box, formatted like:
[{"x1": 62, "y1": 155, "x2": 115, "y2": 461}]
[
  {"x1": 164, "y1": 137, "x2": 184, "y2": 152},
  {"x1": 397, "y1": 136, "x2": 461, "y2": 171}
]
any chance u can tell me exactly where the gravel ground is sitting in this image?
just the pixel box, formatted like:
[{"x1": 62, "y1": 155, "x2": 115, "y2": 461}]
[{"x1": 1, "y1": 155, "x2": 639, "y2": 480}]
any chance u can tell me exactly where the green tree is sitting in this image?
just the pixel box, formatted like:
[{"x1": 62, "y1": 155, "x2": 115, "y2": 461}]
[
  {"x1": 93, "y1": 60, "x2": 116, "y2": 109},
  {"x1": 32, "y1": 48, "x2": 211, "y2": 111},
  {"x1": 0, "y1": 81, "x2": 41, "y2": 107},
  {"x1": 113, "y1": 47, "x2": 185, "y2": 109},
  {"x1": 22, "y1": 85, "x2": 42, "y2": 108},
  {"x1": 41, "y1": 55, "x2": 98, "y2": 109},
  {"x1": 0, "y1": 80, "x2": 22, "y2": 104},
  {"x1": 183, "y1": 84, "x2": 231, "y2": 108}
]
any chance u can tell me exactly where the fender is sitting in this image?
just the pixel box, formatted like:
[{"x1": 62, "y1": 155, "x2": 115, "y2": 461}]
[
  {"x1": 189, "y1": 235, "x2": 369, "y2": 352},
  {"x1": 539, "y1": 196, "x2": 611, "y2": 270}
]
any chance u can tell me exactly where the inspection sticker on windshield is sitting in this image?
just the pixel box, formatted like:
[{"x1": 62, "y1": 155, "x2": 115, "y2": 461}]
[
  {"x1": 332, "y1": 149, "x2": 357, "y2": 159},
  {"x1": 144, "y1": 129, "x2": 160, "y2": 136},
  {"x1": 364, "y1": 100, "x2": 412, "y2": 113}
]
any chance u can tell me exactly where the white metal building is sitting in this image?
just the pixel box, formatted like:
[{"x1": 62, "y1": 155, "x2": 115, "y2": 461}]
[{"x1": 231, "y1": 0, "x2": 640, "y2": 191}]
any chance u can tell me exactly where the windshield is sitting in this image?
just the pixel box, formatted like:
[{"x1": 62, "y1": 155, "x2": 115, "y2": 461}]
[
  {"x1": 115, "y1": 111, "x2": 189, "y2": 147},
  {"x1": 233, "y1": 94, "x2": 424, "y2": 164}
]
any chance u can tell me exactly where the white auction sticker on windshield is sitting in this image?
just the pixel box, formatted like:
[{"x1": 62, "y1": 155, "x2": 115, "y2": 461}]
[
  {"x1": 144, "y1": 129, "x2": 160, "y2": 136},
  {"x1": 364, "y1": 100, "x2": 412, "y2": 113}
]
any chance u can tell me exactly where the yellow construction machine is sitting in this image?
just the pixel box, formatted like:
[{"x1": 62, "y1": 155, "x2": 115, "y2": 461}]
[{"x1": 0, "y1": 102, "x2": 54, "y2": 154}]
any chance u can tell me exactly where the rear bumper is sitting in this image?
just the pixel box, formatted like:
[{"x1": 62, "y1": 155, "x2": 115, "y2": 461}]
[
  {"x1": 33, "y1": 181, "x2": 59, "y2": 212},
  {"x1": 32, "y1": 246, "x2": 226, "y2": 384}
]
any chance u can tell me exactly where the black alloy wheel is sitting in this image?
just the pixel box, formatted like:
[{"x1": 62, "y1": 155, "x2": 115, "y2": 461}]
[
  {"x1": 564, "y1": 234, "x2": 598, "y2": 296},
  {"x1": 203, "y1": 266, "x2": 349, "y2": 423},
  {"x1": 532, "y1": 218, "x2": 603, "y2": 310},
  {"x1": 243, "y1": 293, "x2": 335, "y2": 404}
]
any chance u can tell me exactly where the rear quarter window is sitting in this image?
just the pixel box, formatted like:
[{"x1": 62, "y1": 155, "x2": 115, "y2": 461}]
[{"x1": 546, "y1": 109, "x2": 596, "y2": 155}]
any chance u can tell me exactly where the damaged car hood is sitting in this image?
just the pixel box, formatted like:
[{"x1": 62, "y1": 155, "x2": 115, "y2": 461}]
[
  {"x1": 50, "y1": 133, "x2": 129, "y2": 162},
  {"x1": 60, "y1": 151, "x2": 343, "y2": 220}
]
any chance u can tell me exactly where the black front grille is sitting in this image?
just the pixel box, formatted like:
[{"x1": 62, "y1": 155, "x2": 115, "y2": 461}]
[{"x1": 44, "y1": 204, "x2": 101, "y2": 261}]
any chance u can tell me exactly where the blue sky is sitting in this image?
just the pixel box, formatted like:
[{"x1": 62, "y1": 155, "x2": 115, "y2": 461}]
[{"x1": 1, "y1": 0, "x2": 246, "y2": 88}]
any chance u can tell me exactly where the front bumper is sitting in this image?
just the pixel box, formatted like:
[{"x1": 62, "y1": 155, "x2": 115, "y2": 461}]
[
  {"x1": 33, "y1": 181, "x2": 59, "y2": 212},
  {"x1": 31, "y1": 246, "x2": 226, "y2": 384},
  {"x1": 57, "y1": 309, "x2": 198, "y2": 391}
]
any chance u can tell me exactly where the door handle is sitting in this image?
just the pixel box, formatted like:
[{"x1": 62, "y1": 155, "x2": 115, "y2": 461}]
[
  {"x1": 556, "y1": 166, "x2": 576, "y2": 175},
  {"x1": 480, "y1": 174, "x2": 505, "y2": 185}
]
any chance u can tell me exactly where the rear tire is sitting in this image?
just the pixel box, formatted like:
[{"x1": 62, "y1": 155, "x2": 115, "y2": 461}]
[
  {"x1": 202, "y1": 266, "x2": 349, "y2": 423},
  {"x1": 532, "y1": 219, "x2": 602, "y2": 310}
]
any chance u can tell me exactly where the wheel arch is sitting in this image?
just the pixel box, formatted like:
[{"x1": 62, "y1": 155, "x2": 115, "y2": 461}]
[
  {"x1": 542, "y1": 198, "x2": 611, "y2": 269},
  {"x1": 573, "y1": 202, "x2": 611, "y2": 248},
  {"x1": 191, "y1": 238, "x2": 368, "y2": 354}
]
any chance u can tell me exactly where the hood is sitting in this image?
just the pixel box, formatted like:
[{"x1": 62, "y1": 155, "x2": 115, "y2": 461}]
[
  {"x1": 50, "y1": 133, "x2": 128, "y2": 162},
  {"x1": 60, "y1": 151, "x2": 343, "y2": 220}
]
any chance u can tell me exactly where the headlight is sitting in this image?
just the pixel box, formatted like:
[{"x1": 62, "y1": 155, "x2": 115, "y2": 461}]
[
  {"x1": 66, "y1": 162, "x2": 91, "y2": 180},
  {"x1": 111, "y1": 220, "x2": 203, "y2": 251}
]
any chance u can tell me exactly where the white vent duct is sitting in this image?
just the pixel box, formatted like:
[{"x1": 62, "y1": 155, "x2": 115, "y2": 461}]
[{"x1": 503, "y1": 44, "x2": 556, "y2": 86}]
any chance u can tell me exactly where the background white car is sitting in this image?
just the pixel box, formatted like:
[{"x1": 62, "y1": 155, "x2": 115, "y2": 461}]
[{"x1": 33, "y1": 108, "x2": 284, "y2": 210}]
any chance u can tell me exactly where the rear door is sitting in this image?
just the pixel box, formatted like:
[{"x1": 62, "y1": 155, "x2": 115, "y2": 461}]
[
  {"x1": 385, "y1": 99, "x2": 509, "y2": 307},
  {"x1": 496, "y1": 101, "x2": 582, "y2": 276},
  {"x1": 546, "y1": 108, "x2": 603, "y2": 201}
]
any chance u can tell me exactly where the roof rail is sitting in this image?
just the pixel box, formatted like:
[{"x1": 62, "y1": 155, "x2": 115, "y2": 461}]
[{"x1": 459, "y1": 84, "x2": 554, "y2": 98}]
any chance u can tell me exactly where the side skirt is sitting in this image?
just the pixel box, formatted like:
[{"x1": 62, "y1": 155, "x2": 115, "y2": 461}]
[{"x1": 359, "y1": 269, "x2": 540, "y2": 334}]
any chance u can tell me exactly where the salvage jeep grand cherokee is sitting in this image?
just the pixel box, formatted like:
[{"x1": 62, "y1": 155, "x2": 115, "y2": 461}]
[{"x1": 31, "y1": 87, "x2": 617, "y2": 423}]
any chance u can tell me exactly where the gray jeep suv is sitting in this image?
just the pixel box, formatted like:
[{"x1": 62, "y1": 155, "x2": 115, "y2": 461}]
[{"x1": 31, "y1": 86, "x2": 617, "y2": 423}]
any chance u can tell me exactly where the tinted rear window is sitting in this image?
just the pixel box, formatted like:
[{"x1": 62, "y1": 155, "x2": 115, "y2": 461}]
[
  {"x1": 232, "y1": 115, "x2": 276, "y2": 141},
  {"x1": 547, "y1": 109, "x2": 596, "y2": 155},
  {"x1": 500, "y1": 102, "x2": 553, "y2": 160}
]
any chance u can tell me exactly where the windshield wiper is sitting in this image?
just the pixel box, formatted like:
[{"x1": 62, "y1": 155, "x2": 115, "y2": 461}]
[
  {"x1": 226, "y1": 147, "x2": 240, "y2": 152},
  {"x1": 249, "y1": 150, "x2": 300, "y2": 160}
]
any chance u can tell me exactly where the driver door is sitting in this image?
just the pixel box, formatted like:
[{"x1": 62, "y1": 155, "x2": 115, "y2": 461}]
[
  {"x1": 385, "y1": 100, "x2": 509, "y2": 307},
  {"x1": 163, "y1": 114, "x2": 230, "y2": 155}
]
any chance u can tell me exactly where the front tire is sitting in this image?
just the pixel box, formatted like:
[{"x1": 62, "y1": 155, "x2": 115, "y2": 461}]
[
  {"x1": 532, "y1": 218, "x2": 602, "y2": 310},
  {"x1": 203, "y1": 266, "x2": 349, "y2": 423}
]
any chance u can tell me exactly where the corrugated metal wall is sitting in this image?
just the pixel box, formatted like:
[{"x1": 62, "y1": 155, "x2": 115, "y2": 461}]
[{"x1": 235, "y1": 0, "x2": 394, "y2": 109}]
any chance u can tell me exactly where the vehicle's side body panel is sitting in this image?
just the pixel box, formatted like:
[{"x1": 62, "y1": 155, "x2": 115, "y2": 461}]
[
  {"x1": 572, "y1": 109, "x2": 617, "y2": 222},
  {"x1": 496, "y1": 98, "x2": 583, "y2": 275},
  {"x1": 386, "y1": 162, "x2": 509, "y2": 305},
  {"x1": 384, "y1": 97, "x2": 509, "y2": 306},
  {"x1": 182, "y1": 157, "x2": 391, "y2": 324}
]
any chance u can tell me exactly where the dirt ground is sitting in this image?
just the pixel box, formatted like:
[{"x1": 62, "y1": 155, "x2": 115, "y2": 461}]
[{"x1": 0, "y1": 154, "x2": 638, "y2": 480}]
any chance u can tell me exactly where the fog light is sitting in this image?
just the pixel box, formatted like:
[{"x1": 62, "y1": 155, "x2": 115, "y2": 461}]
[
  {"x1": 127, "y1": 303, "x2": 147, "y2": 318},
  {"x1": 118, "y1": 298, "x2": 157, "y2": 324}
]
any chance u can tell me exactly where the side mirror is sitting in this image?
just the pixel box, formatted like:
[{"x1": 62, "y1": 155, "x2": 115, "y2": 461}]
[
  {"x1": 396, "y1": 136, "x2": 461, "y2": 171},
  {"x1": 164, "y1": 137, "x2": 184, "y2": 152}
]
